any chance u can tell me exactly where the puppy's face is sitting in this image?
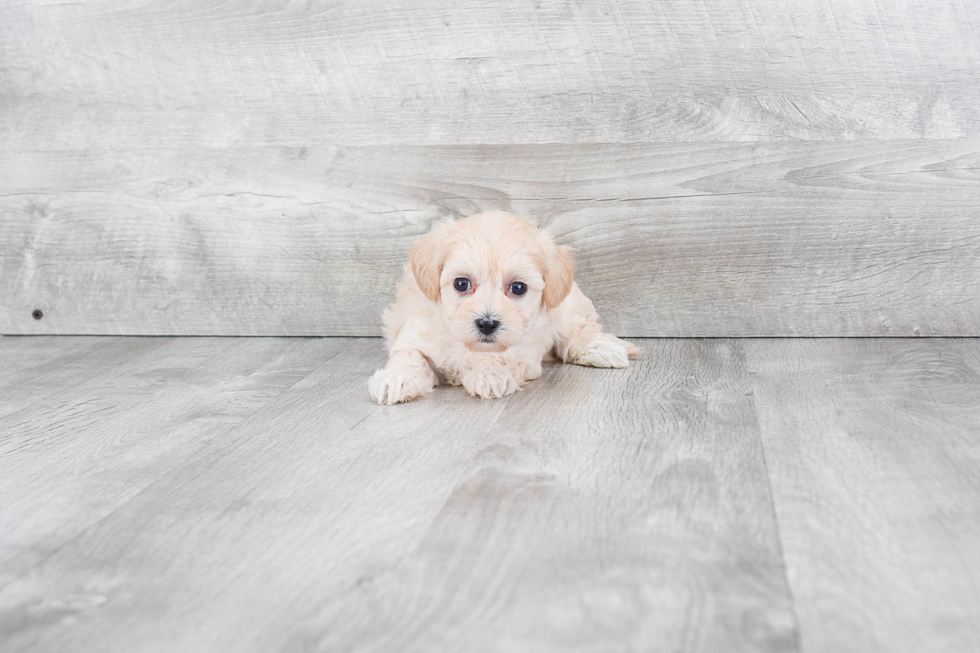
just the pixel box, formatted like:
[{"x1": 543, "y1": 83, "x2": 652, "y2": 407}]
[{"x1": 410, "y1": 212, "x2": 574, "y2": 353}]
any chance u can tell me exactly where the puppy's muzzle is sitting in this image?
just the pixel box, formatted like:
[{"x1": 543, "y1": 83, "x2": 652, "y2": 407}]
[{"x1": 475, "y1": 316, "x2": 501, "y2": 336}]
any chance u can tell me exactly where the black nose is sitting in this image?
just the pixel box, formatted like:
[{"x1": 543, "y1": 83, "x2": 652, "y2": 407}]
[{"x1": 475, "y1": 316, "x2": 501, "y2": 336}]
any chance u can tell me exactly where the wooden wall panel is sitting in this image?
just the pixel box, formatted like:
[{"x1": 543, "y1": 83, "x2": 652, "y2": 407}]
[
  {"x1": 2, "y1": 0, "x2": 978, "y2": 147},
  {"x1": 1, "y1": 0, "x2": 979, "y2": 335},
  {"x1": 3, "y1": 141, "x2": 978, "y2": 336}
]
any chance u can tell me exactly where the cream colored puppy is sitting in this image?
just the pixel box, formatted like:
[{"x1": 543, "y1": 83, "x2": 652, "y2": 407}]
[{"x1": 369, "y1": 210, "x2": 640, "y2": 405}]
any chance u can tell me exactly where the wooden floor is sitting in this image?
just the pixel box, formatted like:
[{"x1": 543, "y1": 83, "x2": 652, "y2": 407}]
[{"x1": 1, "y1": 337, "x2": 978, "y2": 653}]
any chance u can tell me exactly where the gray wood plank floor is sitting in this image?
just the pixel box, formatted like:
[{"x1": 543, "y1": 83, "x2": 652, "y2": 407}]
[{"x1": 1, "y1": 336, "x2": 978, "y2": 652}]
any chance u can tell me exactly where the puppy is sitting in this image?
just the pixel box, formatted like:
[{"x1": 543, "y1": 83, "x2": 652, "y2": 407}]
[{"x1": 368, "y1": 210, "x2": 640, "y2": 405}]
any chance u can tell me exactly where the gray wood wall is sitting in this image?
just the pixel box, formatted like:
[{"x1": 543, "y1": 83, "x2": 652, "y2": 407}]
[{"x1": 2, "y1": 0, "x2": 978, "y2": 336}]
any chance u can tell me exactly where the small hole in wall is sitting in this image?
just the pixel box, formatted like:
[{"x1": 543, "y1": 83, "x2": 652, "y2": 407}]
[{"x1": 32, "y1": 309, "x2": 44, "y2": 320}]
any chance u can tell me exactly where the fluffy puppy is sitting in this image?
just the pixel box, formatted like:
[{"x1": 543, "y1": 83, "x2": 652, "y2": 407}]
[{"x1": 369, "y1": 210, "x2": 640, "y2": 405}]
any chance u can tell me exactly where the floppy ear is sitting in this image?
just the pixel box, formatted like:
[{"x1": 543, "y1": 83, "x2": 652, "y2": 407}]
[
  {"x1": 542, "y1": 242, "x2": 575, "y2": 309},
  {"x1": 410, "y1": 223, "x2": 451, "y2": 302}
]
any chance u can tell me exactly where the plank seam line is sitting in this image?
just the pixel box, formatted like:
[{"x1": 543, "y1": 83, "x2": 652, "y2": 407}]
[
  {"x1": 744, "y1": 362, "x2": 807, "y2": 653},
  {"x1": 479, "y1": 392, "x2": 515, "y2": 438}
]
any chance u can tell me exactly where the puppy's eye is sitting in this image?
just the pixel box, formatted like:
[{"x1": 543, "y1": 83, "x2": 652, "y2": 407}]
[
  {"x1": 509, "y1": 281, "x2": 527, "y2": 296},
  {"x1": 453, "y1": 278, "x2": 471, "y2": 293}
]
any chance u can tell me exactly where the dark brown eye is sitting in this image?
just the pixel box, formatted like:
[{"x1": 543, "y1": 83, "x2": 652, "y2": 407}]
[
  {"x1": 454, "y1": 278, "x2": 471, "y2": 292},
  {"x1": 509, "y1": 281, "x2": 527, "y2": 296}
]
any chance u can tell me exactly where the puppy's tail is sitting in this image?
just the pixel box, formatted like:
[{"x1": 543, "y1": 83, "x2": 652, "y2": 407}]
[{"x1": 613, "y1": 336, "x2": 642, "y2": 358}]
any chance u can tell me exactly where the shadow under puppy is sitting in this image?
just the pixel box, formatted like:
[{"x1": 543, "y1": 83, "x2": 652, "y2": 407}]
[{"x1": 369, "y1": 210, "x2": 641, "y2": 404}]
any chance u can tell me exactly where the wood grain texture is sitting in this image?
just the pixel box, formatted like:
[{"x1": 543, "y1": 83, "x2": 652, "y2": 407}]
[
  {"x1": 0, "y1": 336, "x2": 169, "y2": 418},
  {"x1": 1, "y1": 0, "x2": 978, "y2": 146},
  {"x1": 0, "y1": 337, "x2": 799, "y2": 652},
  {"x1": 0, "y1": 336, "x2": 111, "y2": 412},
  {"x1": 0, "y1": 336, "x2": 340, "y2": 588},
  {"x1": 745, "y1": 339, "x2": 980, "y2": 653},
  {"x1": 3, "y1": 0, "x2": 979, "y2": 336},
  {"x1": 2, "y1": 141, "x2": 978, "y2": 336},
  {"x1": 326, "y1": 339, "x2": 797, "y2": 653}
]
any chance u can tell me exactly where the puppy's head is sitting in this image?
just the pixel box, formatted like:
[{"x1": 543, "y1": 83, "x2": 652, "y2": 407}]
[{"x1": 410, "y1": 211, "x2": 574, "y2": 352}]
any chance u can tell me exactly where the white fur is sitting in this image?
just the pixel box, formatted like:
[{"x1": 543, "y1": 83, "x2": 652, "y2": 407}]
[{"x1": 368, "y1": 211, "x2": 640, "y2": 404}]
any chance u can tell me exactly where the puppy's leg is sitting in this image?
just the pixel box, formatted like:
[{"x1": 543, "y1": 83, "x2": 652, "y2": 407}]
[
  {"x1": 369, "y1": 349, "x2": 439, "y2": 405},
  {"x1": 461, "y1": 355, "x2": 521, "y2": 399},
  {"x1": 556, "y1": 286, "x2": 642, "y2": 369},
  {"x1": 569, "y1": 334, "x2": 641, "y2": 368}
]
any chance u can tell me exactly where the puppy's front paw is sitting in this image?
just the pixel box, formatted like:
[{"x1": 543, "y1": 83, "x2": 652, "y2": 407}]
[
  {"x1": 462, "y1": 366, "x2": 520, "y2": 399},
  {"x1": 574, "y1": 339, "x2": 631, "y2": 369},
  {"x1": 368, "y1": 368, "x2": 433, "y2": 405}
]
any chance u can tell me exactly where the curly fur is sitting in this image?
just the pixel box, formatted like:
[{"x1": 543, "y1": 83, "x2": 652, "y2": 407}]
[{"x1": 369, "y1": 211, "x2": 640, "y2": 404}]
